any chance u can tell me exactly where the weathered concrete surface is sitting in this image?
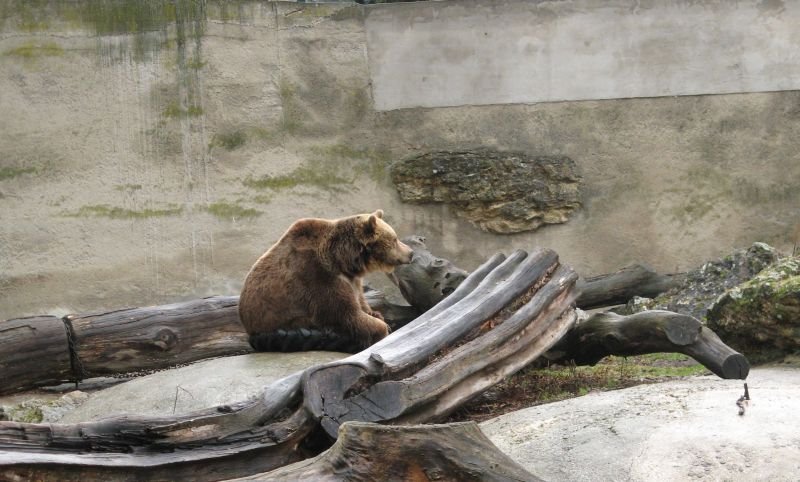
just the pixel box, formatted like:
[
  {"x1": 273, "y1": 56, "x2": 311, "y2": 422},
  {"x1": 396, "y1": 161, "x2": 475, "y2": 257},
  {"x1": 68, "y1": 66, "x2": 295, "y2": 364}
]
[
  {"x1": 482, "y1": 367, "x2": 800, "y2": 482},
  {"x1": 1, "y1": 1, "x2": 800, "y2": 321},
  {"x1": 56, "y1": 351, "x2": 345, "y2": 422},
  {"x1": 367, "y1": 0, "x2": 800, "y2": 110}
]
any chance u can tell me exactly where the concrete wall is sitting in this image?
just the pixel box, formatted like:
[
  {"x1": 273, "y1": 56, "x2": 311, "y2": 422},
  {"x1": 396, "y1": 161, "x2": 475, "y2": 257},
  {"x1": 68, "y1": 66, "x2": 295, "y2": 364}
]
[
  {"x1": 1, "y1": 0, "x2": 799, "y2": 320},
  {"x1": 368, "y1": 0, "x2": 800, "y2": 109}
]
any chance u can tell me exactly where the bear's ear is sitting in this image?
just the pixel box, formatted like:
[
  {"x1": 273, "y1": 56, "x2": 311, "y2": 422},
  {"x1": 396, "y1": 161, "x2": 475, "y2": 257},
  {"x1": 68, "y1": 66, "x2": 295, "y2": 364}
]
[
  {"x1": 373, "y1": 209, "x2": 384, "y2": 219},
  {"x1": 365, "y1": 213, "x2": 379, "y2": 236}
]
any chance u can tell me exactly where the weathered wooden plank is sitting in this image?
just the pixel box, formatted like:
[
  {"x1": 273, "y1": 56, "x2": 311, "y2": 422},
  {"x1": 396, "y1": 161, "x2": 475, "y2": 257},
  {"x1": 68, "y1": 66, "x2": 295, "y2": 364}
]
[
  {"x1": 67, "y1": 296, "x2": 252, "y2": 377},
  {"x1": 0, "y1": 316, "x2": 72, "y2": 395}
]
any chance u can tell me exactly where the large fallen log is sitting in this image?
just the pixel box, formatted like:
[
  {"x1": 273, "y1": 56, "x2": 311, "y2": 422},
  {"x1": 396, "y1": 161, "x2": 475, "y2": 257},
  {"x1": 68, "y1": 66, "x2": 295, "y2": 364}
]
[
  {"x1": 251, "y1": 421, "x2": 541, "y2": 481},
  {"x1": 0, "y1": 248, "x2": 577, "y2": 481},
  {"x1": 575, "y1": 264, "x2": 683, "y2": 310},
  {"x1": 0, "y1": 297, "x2": 253, "y2": 395}
]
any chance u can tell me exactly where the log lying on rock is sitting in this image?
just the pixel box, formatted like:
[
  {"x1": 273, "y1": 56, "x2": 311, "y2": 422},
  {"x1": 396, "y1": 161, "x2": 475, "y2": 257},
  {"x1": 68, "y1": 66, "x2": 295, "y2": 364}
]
[
  {"x1": 0, "y1": 248, "x2": 578, "y2": 481},
  {"x1": 251, "y1": 421, "x2": 541, "y2": 481},
  {"x1": 575, "y1": 264, "x2": 683, "y2": 310},
  {"x1": 544, "y1": 310, "x2": 750, "y2": 379},
  {"x1": 0, "y1": 297, "x2": 253, "y2": 394}
]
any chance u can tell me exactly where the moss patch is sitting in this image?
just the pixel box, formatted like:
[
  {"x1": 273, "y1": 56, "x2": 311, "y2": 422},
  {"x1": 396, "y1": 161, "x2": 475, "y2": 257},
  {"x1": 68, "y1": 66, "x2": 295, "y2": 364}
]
[
  {"x1": 243, "y1": 165, "x2": 352, "y2": 192},
  {"x1": 203, "y1": 201, "x2": 260, "y2": 219},
  {"x1": 163, "y1": 101, "x2": 203, "y2": 119},
  {"x1": 66, "y1": 204, "x2": 183, "y2": 219},
  {"x1": 210, "y1": 130, "x2": 246, "y2": 151},
  {"x1": 3, "y1": 41, "x2": 63, "y2": 58},
  {"x1": 114, "y1": 183, "x2": 143, "y2": 192},
  {"x1": 0, "y1": 166, "x2": 37, "y2": 180}
]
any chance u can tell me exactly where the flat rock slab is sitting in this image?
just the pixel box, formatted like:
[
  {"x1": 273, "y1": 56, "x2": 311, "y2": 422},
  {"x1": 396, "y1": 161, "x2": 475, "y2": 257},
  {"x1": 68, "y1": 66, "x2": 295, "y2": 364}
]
[
  {"x1": 59, "y1": 351, "x2": 346, "y2": 423},
  {"x1": 481, "y1": 367, "x2": 800, "y2": 481}
]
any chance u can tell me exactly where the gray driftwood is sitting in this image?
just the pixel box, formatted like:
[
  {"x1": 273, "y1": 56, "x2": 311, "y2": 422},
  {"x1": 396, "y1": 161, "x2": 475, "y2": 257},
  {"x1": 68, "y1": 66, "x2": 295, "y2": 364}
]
[
  {"x1": 250, "y1": 421, "x2": 541, "y2": 481},
  {"x1": 575, "y1": 264, "x2": 683, "y2": 309},
  {"x1": 545, "y1": 310, "x2": 750, "y2": 379},
  {"x1": 0, "y1": 316, "x2": 72, "y2": 394},
  {"x1": 0, "y1": 248, "x2": 578, "y2": 481}
]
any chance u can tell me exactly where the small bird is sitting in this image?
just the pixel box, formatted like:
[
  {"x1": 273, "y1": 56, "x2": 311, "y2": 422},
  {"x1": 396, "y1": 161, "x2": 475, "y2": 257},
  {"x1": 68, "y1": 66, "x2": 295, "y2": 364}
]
[{"x1": 736, "y1": 383, "x2": 750, "y2": 416}]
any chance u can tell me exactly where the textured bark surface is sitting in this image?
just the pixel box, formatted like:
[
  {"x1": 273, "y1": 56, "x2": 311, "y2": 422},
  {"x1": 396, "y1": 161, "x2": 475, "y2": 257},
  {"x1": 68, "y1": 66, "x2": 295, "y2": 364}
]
[
  {"x1": 0, "y1": 316, "x2": 72, "y2": 395},
  {"x1": 576, "y1": 264, "x2": 683, "y2": 310},
  {"x1": 67, "y1": 296, "x2": 252, "y2": 378},
  {"x1": 247, "y1": 421, "x2": 541, "y2": 482},
  {"x1": 389, "y1": 235, "x2": 469, "y2": 313},
  {"x1": 545, "y1": 310, "x2": 750, "y2": 380}
]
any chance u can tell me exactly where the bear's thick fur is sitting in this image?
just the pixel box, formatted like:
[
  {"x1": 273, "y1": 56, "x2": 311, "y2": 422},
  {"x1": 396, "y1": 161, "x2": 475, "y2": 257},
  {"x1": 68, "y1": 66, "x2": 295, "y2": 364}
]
[{"x1": 239, "y1": 210, "x2": 414, "y2": 350}]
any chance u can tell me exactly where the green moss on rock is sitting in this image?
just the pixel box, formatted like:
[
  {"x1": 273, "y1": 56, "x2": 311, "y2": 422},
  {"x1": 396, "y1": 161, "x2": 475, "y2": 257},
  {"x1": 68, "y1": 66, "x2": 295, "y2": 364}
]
[{"x1": 707, "y1": 256, "x2": 800, "y2": 361}]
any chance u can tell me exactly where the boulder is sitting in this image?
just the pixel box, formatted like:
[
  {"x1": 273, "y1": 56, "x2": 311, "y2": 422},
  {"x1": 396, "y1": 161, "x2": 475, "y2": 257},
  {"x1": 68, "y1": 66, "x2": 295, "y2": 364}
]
[
  {"x1": 707, "y1": 256, "x2": 800, "y2": 361},
  {"x1": 624, "y1": 242, "x2": 781, "y2": 321},
  {"x1": 391, "y1": 149, "x2": 581, "y2": 233},
  {"x1": 481, "y1": 367, "x2": 800, "y2": 481}
]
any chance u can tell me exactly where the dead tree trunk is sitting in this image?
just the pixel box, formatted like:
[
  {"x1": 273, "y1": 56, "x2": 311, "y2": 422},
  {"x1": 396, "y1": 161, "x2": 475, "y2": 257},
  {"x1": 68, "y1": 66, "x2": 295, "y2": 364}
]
[
  {"x1": 575, "y1": 264, "x2": 683, "y2": 309},
  {"x1": 0, "y1": 248, "x2": 577, "y2": 481},
  {"x1": 251, "y1": 421, "x2": 541, "y2": 482},
  {"x1": 544, "y1": 310, "x2": 750, "y2": 379}
]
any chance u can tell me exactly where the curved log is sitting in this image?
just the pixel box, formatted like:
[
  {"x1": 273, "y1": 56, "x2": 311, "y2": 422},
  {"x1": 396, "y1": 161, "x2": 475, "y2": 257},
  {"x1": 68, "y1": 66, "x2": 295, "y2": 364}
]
[
  {"x1": 544, "y1": 310, "x2": 750, "y2": 379},
  {"x1": 252, "y1": 421, "x2": 541, "y2": 482}
]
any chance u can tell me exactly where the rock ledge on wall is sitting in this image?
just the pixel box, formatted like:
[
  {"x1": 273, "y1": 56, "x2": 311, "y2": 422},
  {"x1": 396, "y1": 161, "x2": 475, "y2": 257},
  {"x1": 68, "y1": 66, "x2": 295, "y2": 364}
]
[{"x1": 390, "y1": 149, "x2": 581, "y2": 233}]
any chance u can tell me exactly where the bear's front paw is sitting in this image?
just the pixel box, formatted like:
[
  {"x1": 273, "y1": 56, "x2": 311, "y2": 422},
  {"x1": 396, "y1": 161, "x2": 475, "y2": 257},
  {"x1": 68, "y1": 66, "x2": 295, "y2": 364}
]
[{"x1": 370, "y1": 310, "x2": 384, "y2": 321}]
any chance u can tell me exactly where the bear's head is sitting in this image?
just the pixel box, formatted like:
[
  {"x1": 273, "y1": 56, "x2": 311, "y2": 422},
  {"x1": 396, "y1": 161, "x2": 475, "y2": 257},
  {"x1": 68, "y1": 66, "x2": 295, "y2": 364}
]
[{"x1": 359, "y1": 209, "x2": 414, "y2": 273}]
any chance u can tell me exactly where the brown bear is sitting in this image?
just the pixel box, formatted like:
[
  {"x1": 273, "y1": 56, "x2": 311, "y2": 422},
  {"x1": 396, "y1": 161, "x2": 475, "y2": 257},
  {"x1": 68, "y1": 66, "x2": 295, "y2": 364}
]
[{"x1": 239, "y1": 210, "x2": 414, "y2": 350}]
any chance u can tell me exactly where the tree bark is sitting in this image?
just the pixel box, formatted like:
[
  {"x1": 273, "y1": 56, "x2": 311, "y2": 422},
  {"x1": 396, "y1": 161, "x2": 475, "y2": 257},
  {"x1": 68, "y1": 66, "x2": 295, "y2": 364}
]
[
  {"x1": 0, "y1": 316, "x2": 72, "y2": 394},
  {"x1": 544, "y1": 310, "x2": 750, "y2": 379},
  {"x1": 249, "y1": 421, "x2": 541, "y2": 482},
  {"x1": 67, "y1": 296, "x2": 252, "y2": 378},
  {"x1": 575, "y1": 264, "x2": 683, "y2": 310},
  {"x1": 388, "y1": 235, "x2": 469, "y2": 313}
]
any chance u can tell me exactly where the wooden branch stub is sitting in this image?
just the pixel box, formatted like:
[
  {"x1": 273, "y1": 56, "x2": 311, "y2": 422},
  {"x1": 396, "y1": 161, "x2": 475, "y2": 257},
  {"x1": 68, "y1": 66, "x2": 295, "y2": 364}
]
[
  {"x1": 251, "y1": 421, "x2": 542, "y2": 482},
  {"x1": 0, "y1": 316, "x2": 72, "y2": 394},
  {"x1": 67, "y1": 296, "x2": 252, "y2": 377},
  {"x1": 389, "y1": 235, "x2": 470, "y2": 313}
]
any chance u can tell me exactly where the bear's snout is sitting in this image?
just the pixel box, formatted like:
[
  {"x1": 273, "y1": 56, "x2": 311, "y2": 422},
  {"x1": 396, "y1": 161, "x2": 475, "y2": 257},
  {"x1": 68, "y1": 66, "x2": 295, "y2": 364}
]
[{"x1": 398, "y1": 240, "x2": 414, "y2": 264}]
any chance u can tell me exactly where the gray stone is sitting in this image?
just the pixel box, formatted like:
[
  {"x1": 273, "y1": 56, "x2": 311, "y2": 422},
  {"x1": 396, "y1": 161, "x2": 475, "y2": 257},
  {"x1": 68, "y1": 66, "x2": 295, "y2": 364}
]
[
  {"x1": 481, "y1": 367, "x2": 800, "y2": 482},
  {"x1": 625, "y1": 242, "x2": 782, "y2": 321},
  {"x1": 391, "y1": 149, "x2": 581, "y2": 233},
  {"x1": 59, "y1": 351, "x2": 346, "y2": 423},
  {"x1": 707, "y1": 256, "x2": 800, "y2": 361}
]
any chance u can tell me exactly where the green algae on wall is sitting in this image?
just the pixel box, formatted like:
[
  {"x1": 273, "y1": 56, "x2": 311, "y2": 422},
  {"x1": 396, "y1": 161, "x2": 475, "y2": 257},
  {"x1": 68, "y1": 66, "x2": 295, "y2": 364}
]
[
  {"x1": 0, "y1": 166, "x2": 38, "y2": 180},
  {"x1": 3, "y1": 41, "x2": 64, "y2": 58},
  {"x1": 66, "y1": 204, "x2": 183, "y2": 219},
  {"x1": 203, "y1": 201, "x2": 260, "y2": 220}
]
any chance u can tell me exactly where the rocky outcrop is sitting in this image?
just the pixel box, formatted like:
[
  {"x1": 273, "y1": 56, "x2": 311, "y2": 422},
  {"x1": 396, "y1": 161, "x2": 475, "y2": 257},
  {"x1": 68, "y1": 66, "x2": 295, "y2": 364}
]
[
  {"x1": 706, "y1": 256, "x2": 800, "y2": 361},
  {"x1": 624, "y1": 242, "x2": 781, "y2": 321},
  {"x1": 390, "y1": 149, "x2": 581, "y2": 233}
]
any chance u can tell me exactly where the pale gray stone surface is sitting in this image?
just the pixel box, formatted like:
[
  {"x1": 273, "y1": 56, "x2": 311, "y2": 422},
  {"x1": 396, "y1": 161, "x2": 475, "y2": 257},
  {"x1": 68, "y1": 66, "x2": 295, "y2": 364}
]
[
  {"x1": 59, "y1": 351, "x2": 345, "y2": 423},
  {"x1": 482, "y1": 367, "x2": 800, "y2": 482}
]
